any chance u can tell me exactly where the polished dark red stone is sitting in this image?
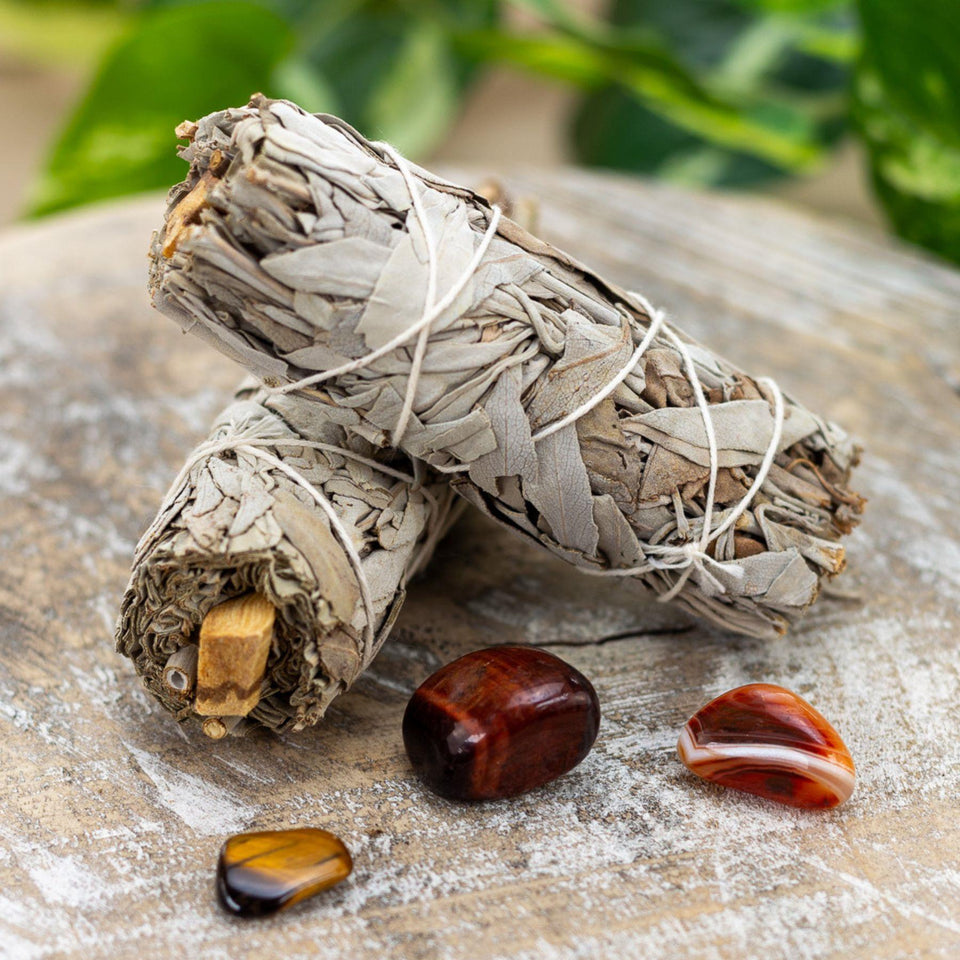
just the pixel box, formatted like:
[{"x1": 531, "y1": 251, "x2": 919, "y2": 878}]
[{"x1": 402, "y1": 646, "x2": 601, "y2": 801}]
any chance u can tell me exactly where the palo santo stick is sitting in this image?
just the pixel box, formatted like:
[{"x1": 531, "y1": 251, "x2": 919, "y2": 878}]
[
  {"x1": 195, "y1": 593, "x2": 275, "y2": 717},
  {"x1": 162, "y1": 644, "x2": 198, "y2": 698}
]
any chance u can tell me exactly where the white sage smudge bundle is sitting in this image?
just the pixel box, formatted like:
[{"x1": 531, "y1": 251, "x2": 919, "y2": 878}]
[
  {"x1": 150, "y1": 95, "x2": 864, "y2": 640},
  {"x1": 116, "y1": 382, "x2": 456, "y2": 733}
]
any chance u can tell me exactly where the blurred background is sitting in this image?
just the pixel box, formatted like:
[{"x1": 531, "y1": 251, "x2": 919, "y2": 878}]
[{"x1": 1, "y1": 0, "x2": 957, "y2": 264}]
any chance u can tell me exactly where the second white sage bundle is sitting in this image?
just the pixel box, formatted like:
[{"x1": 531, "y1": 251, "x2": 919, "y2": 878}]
[
  {"x1": 116, "y1": 382, "x2": 456, "y2": 732},
  {"x1": 150, "y1": 96, "x2": 864, "y2": 639}
]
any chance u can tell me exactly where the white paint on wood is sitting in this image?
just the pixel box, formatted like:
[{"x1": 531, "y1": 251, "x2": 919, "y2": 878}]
[{"x1": 0, "y1": 186, "x2": 958, "y2": 959}]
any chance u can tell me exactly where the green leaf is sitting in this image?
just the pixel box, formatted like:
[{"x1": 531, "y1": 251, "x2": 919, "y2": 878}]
[
  {"x1": 301, "y1": 5, "x2": 482, "y2": 157},
  {"x1": 363, "y1": 19, "x2": 459, "y2": 157},
  {"x1": 566, "y1": 0, "x2": 850, "y2": 187},
  {"x1": 457, "y1": 25, "x2": 825, "y2": 172},
  {"x1": 857, "y1": 0, "x2": 960, "y2": 149},
  {"x1": 733, "y1": 0, "x2": 848, "y2": 13},
  {"x1": 301, "y1": 9, "x2": 414, "y2": 129},
  {"x1": 272, "y1": 56, "x2": 341, "y2": 116},
  {"x1": 573, "y1": 88, "x2": 783, "y2": 187},
  {"x1": 791, "y1": 20, "x2": 859, "y2": 63},
  {"x1": 506, "y1": 0, "x2": 605, "y2": 38},
  {"x1": 854, "y1": 67, "x2": 960, "y2": 265},
  {"x1": 283, "y1": 0, "x2": 365, "y2": 40},
  {"x1": 854, "y1": 0, "x2": 960, "y2": 262},
  {"x1": 29, "y1": 1, "x2": 294, "y2": 218}
]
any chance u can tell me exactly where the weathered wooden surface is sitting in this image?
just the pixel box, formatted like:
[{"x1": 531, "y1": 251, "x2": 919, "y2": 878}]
[{"x1": 1, "y1": 172, "x2": 959, "y2": 960}]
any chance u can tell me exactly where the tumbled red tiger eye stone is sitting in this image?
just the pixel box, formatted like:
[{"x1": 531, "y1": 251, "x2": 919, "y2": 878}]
[
  {"x1": 403, "y1": 646, "x2": 601, "y2": 801},
  {"x1": 677, "y1": 683, "x2": 855, "y2": 808}
]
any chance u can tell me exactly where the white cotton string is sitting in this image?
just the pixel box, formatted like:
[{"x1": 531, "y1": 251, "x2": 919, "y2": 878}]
[
  {"x1": 253, "y1": 437, "x2": 453, "y2": 625},
  {"x1": 646, "y1": 324, "x2": 724, "y2": 603},
  {"x1": 578, "y1": 293, "x2": 785, "y2": 604},
  {"x1": 265, "y1": 439, "x2": 418, "y2": 485},
  {"x1": 406, "y1": 486, "x2": 461, "y2": 580},
  {"x1": 135, "y1": 432, "x2": 255, "y2": 560},
  {"x1": 136, "y1": 428, "x2": 380, "y2": 657},
  {"x1": 141, "y1": 432, "x2": 426, "y2": 530},
  {"x1": 257, "y1": 144, "x2": 784, "y2": 605},
  {"x1": 268, "y1": 159, "x2": 503, "y2": 450},
  {"x1": 255, "y1": 436, "x2": 444, "y2": 516},
  {"x1": 235, "y1": 435, "x2": 446, "y2": 521},
  {"x1": 705, "y1": 376, "x2": 783, "y2": 543},
  {"x1": 267, "y1": 200, "x2": 500, "y2": 403},
  {"x1": 235, "y1": 444, "x2": 377, "y2": 659},
  {"x1": 531, "y1": 304, "x2": 665, "y2": 443},
  {"x1": 404, "y1": 458, "x2": 458, "y2": 579},
  {"x1": 381, "y1": 144, "x2": 439, "y2": 447}
]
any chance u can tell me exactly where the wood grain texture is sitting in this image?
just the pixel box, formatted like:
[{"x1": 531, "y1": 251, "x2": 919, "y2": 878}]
[
  {"x1": 0, "y1": 172, "x2": 958, "y2": 960},
  {"x1": 196, "y1": 594, "x2": 276, "y2": 717}
]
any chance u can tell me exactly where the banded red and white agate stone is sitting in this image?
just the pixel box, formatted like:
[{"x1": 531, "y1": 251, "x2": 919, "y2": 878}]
[{"x1": 677, "y1": 683, "x2": 855, "y2": 808}]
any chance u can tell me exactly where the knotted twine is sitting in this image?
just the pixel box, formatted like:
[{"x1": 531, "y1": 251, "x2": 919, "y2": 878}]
[{"x1": 150, "y1": 96, "x2": 863, "y2": 639}]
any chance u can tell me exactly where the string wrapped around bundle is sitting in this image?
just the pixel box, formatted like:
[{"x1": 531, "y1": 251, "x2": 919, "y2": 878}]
[
  {"x1": 116, "y1": 382, "x2": 456, "y2": 733},
  {"x1": 150, "y1": 95, "x2": 864, "y2": 640}
]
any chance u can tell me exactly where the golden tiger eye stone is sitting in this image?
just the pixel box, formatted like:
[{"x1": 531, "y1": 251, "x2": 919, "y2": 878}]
[
  {"x1": 216, "y1": 828, "x2": 352, "y2": 917},
  {"x1": 677, "y1": 683, "x2": 855, "y2": 809}
]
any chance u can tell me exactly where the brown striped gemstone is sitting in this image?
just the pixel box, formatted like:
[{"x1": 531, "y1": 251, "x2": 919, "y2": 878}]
[
  {"x1": 216, "y1": 828, "x2": 352, "y2": 917},
  {"x1": 677, "y1": 683, "x2": 855, "y2": 808},
  {"x1": 403, "y1": 646, "x2": 600, "y2": 801}
]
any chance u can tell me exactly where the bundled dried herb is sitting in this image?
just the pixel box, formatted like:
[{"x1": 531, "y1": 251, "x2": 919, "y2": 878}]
[
  {"x1": 150, "y1": 95, "x2": 863, "y2": 640},
  {"x1": 116, "y1": 381, "x2": 456, "y2": 732}
]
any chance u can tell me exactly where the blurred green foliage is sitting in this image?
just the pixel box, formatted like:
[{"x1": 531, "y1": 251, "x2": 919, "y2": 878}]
[
  {"x1": 853, "y1": 0, "x2": 960, "y2": 261},
  {"x1": 0, "y1": 0, "x2": 127, "y2": 69},
  {"x1": 32, "y1": 2, "x2": 295, "y2": 215},
  {"x1": 6, "y1": 0, "x2": 960, "y2": 264},
  {"x1": 569, "y1": 0, "x2": 851, "y2": 186}
]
